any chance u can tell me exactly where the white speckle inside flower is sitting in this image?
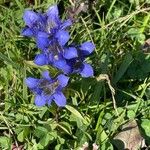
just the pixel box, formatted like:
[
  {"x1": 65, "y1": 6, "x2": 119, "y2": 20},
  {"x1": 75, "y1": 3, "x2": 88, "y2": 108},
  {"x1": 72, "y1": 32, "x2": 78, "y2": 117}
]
[
  {"x1": 47, "y1": 20, "x2": 56, "y2": 33},
  {"x1": 54, "y1": 55, "x2": 59, "y2": 60}
]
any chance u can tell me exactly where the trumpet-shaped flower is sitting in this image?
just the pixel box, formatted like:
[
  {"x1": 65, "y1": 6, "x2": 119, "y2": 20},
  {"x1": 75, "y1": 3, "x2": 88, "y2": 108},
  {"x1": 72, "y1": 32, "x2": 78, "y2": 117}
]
[
  {"x1": 25, "y1": 71, "x2": 69, "y2": 107},
  {"x1": 22, "y1": 5, "x2": 71, "y2": 36},
  {"x1": 54, "y1": 41, "x2": 95, "y2": 77},
  {"x1": 22, "y1": 5, "x2": 71, "y2": 50},
  {"x1": 22, "y1": 5, "x2": 71, "y2": 66},
  {"x1": 34, "y1": 41, "x2": 95, "y2": 78},
  {"x1": 33, "y1": 39, "x2": 67, "y2": 66}
]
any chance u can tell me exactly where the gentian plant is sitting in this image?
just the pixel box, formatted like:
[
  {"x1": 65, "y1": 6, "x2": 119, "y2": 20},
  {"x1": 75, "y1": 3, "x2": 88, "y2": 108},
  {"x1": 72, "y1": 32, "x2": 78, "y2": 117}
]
[
  {"x1": 25, "y1": 71, "x2": 69, "y2": 107},
  {"x1": 22, "y1": 5, "x2": 95, "y2": 107}
]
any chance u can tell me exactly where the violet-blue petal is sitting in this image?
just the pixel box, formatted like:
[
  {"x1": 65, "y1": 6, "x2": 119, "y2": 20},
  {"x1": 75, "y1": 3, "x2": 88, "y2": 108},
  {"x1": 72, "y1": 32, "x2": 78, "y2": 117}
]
[
  {"x1": 80, "y1": 42, "x2": 95, "y2": 55},
  {"x1": 64, "y1": 47, "x2": 78, "y2": 59},
  {"x1": 42, "y1": 71, "x2": 51, "y2": 80},
  {"x1": 53, "y1": 92, "x2": 66, "y2": 107},
  {"x1": 25, "y1": 77, "x2": 39, "y2": 89},
  {"x1": 80, "y1": 63, "x2": 94, "y2": 77},
  {"x1": 47, "y1": 5, "x2": 60, "y2": 27},
  {"x1": 55, "y1": 30, "x2": 70, "y2": 46},
  {"x1": 57, "y1": 74, "x2": 69, "y2": 87},
  {"x1": 21, "y1": 28, "x2": 34, "y2": 37},
  {"x1": 61, "y1": 19, "x2": 72, "y2": 29},
  {"x1": 34, "y1": 54, "x2": 48, "y2": 66},
  {"x1": 48, "y1": 53, "x2": 54, "y2": 64},
  {"x1": 23, "y1": 10, "x2": 39, "y2": 27},
  {"x1": 47, "y1": 18, "x2": 58, "y2": 33},
  {"x1": 36, "y1": 32, "x2": 49, "y2": 50},
  {"x1": 33, "y1": 88, "x2": 42, "y2": 95},
  {"x1": 47, "y1": 95, "x2": 53, "y2": 105},
  {"x1": 54, "y1": 59, "x2": 71, "y2": 74},
  {"x1": 34, "y1": 94, "x2": 46, "y2": 107},
  {"x1": 47, "y1": 5, "x2": 59, "y2": 18}
]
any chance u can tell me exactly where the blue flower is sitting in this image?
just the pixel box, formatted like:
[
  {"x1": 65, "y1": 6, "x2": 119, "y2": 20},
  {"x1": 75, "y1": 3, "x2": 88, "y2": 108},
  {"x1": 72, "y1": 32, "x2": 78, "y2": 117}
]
[
  {"x1": 25, "y1": 71, "x2": 69, "y2": 107},
  {"x1": 34, "y1": 41, "x2": 95, "y2": 78},
  {"x1": 22, "y1": 11, "x2": 47, "y2": 37},
  {"x1": 22, "y1": 5, "x2": 71, "y2": 49},
  {"x1": 79, "y1": 42, "x2": 95, "y2": 56},
  {"x1": 34, "y1": 53, "x2": 49, "y2": 66},
  {"x1": 53, "y1": 42, "x2": 95, "y2": 77},
  {"x1": 22, "y1": 5, "x2": 72, "y2": 36},
  {"x1": 33, "y1": 39, "x2": 67, "y2": 66},
  {"x1": 22, "y1": 5, "x2": 71, "y2": 65}
]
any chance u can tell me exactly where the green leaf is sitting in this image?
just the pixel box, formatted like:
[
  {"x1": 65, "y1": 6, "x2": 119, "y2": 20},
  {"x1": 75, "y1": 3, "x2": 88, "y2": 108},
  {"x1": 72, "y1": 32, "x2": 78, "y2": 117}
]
[
  {"x1": 127, "y1": 110, "x2": 136, "y2": 119},
  {"x1": 34, "y1": 126, "x2": 48, "y2": 138},
  {"x1": 17, "y1": 131, "x2": 24, "y2": 142},
  {"x1": 66, "y1": 105, "x2": 88, "y2": 124},
  {"x1": 57, "y1": 123, "x2": 71, "y2": 135},
  {"x1": 69, "y1": 114, "x2": 83, "y2": 128},
  {"x1": 127, "y1": 28, "x2": 145, "y2": 43},
  {"x1": 55, "y1": 144, "x2": 61, "y2": 150},
  {"x1": 0, "y1": 136, "x2": 11, "y2": 149},
  {"x1": 95, "y1": 109, "x2": 105, "y2": 130},
  {"x1": 39, "y1": 107, "x2": 48, "y2": 119},
  {"x1": 90, "y1": 82, "x2": 103, "y2": 103},
  {"x1": 96, "y1": 125, "x2": 108, "y2": 144},
  {"x1": 35, "y1": 126, "x2": 57, "y2": 147},
  {"x1": 0, "y1": 52, "x2": 20, "y2": 69},
  {"x1": 15, "y1": 113, "x2": 24, "y2": 122},
  {"x1": 113, "y1": 53, "x2": 133, "y2": 83},
  {"x1": 58, "y1": 122, "x2": 72, "y2": 135},
  {"x1": 40, "y1": 133, "x2": 55, "y2": 147},
  {"x1": 141, "y1": 119, "x2": 150, "y2": 139},
  {"x1": 17, "y1": 127, "x2": 30, "y2": 142}
]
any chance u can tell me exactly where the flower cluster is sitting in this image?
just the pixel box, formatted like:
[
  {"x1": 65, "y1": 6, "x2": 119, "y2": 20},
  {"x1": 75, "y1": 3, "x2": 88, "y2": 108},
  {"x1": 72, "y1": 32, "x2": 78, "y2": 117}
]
[{"x1": 23, "y1": 5, "x2": 95, "y2": 107}]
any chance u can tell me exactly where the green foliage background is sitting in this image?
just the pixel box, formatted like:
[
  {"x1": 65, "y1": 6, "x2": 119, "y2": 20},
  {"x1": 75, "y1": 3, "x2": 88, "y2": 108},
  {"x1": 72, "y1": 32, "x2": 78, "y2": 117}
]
[{"x1": 0, "y1": 0, "x2": 150, "y2": 149}]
